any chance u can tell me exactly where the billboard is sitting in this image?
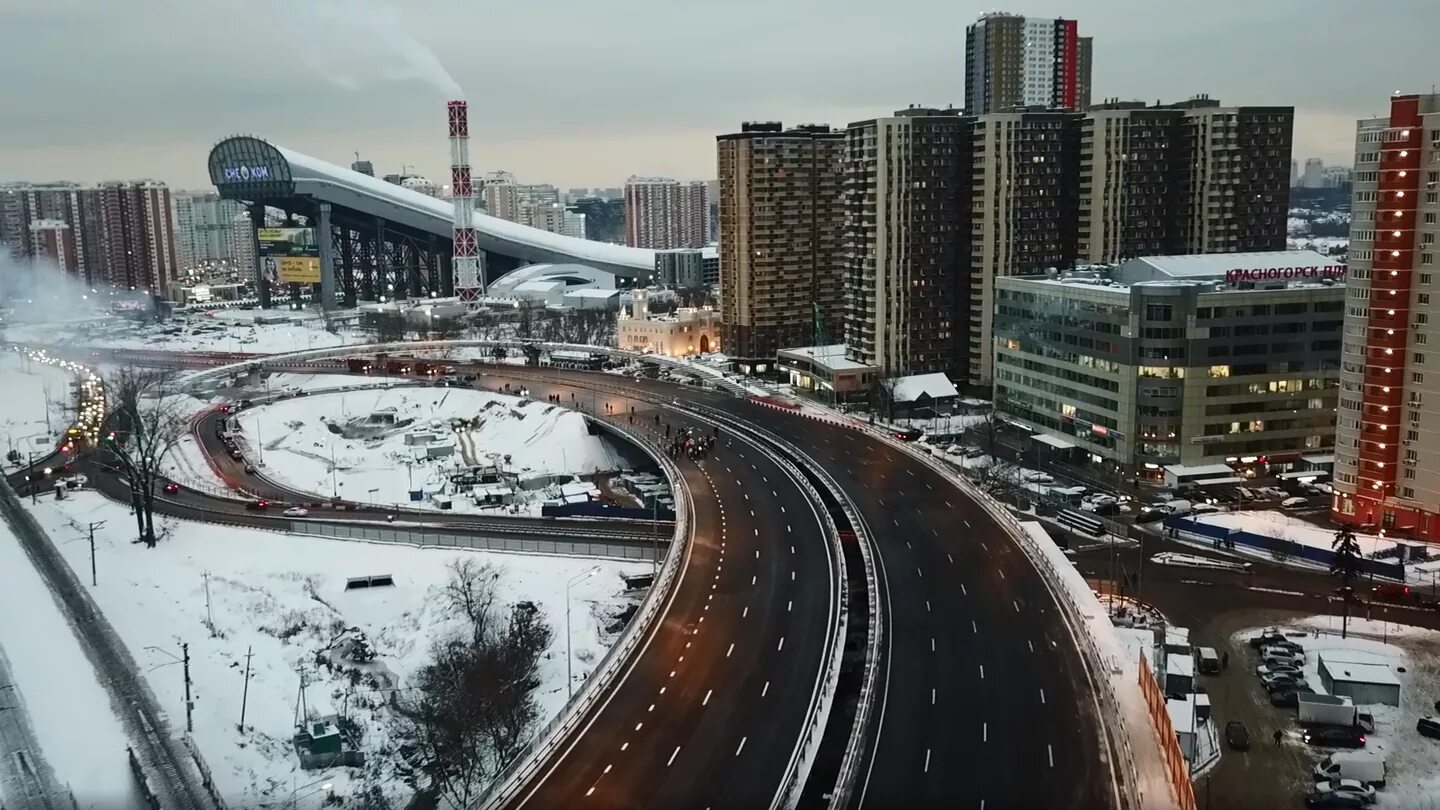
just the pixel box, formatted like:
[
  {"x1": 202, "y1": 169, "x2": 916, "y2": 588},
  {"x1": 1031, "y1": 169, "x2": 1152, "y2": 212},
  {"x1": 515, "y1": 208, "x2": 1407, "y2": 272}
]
[{"x1": 257, "y1": 228, "x2": 321, "y2": 285}]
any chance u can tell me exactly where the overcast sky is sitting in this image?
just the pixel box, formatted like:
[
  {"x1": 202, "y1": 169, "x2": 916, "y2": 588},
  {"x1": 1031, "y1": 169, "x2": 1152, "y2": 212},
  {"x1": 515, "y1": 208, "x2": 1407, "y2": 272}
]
[{"x1": 2, "y1": 0, "x2": 1434, "y2": 191}]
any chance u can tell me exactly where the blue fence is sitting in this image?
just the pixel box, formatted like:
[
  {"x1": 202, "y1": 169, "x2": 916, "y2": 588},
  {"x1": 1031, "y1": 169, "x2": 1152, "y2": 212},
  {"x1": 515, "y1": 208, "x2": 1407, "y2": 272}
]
[
  {"x1": 1165, "y1": 516, "x2": 1407, "y2": 582},
  {"x1": 541, "y1": 501, "x2": 677, "y2": 521}
]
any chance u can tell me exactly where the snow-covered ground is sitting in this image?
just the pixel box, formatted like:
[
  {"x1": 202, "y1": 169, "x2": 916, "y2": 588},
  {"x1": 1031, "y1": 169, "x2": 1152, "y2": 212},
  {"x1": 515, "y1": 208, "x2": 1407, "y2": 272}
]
[
  {"x1": 8, "y1": 310, "x2": 365, "y2": 355},
  {"x1": 23, "y1": 491, "x2": 646, "y2": 808},
  {"x1": 232, "y1": 387, "x2": 634, "y2": 513},
  {"x1": 1232, "y1": 618, "x2": 1440, "y2": 808},
  {"x1": 0, "y1": 520, "x2": 134, "y2": 808},
  {"x1": 0, "y1": 351, "x2": 77, "y2": 471},
  {"x1": 1181, "y1": 510, "x2": 1436, "y2": 578}
]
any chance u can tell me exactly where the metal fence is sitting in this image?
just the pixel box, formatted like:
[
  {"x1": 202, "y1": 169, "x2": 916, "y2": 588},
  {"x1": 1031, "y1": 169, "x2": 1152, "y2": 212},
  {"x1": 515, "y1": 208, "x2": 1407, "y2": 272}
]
[{"x1": 302, "y1": 520, "x2": 662, "y2": 561}]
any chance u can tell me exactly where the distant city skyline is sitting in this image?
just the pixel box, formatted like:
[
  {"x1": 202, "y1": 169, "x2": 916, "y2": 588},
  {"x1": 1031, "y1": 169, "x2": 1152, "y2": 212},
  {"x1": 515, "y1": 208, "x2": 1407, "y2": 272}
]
[{"x1": 2, "y1": 1, "x2": 1429, "y2": 190}]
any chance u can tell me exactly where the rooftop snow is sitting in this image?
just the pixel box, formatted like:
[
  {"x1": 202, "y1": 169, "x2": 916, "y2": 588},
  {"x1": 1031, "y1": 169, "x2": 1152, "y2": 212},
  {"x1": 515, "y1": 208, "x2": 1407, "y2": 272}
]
[
  {"x1": 777, "y1": 344, "x2": 873, "y2": 372},
  {"x1": 890, "y1": 372, "x2": 959, "y2": 403},
  {"x1": 1125, "y1": 249, "x2": 1341, "y2": 280}
]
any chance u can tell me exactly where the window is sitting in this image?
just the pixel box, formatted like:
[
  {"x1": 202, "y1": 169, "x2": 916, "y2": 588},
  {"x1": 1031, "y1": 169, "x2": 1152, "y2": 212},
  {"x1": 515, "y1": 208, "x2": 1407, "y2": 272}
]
[
  {"x1": 1415, "y1": 353, "x2": 1426, "y2": 365},
  {"x1": 1420, "y1": 313, "x2": 1430, "y2": 324},
  {"x1": 1404, "y1": 468, "x2": 1416, "y2": 480},
  {"x1": 1418, "y1": 333, "x2": 1429, "y2": 345},
  {"x1": 1208, "y1": 365, "x2": 1230, "y2": 378},
  {"x1": 1405, "y1": 448, "x2": 1419, "y2": 463},
  {"x1": 1429, "y1": 192, "x2": 1440, "y2": 205},
  {"x1": 1422, "y1": 274, "x2": 1434, "y2": 285},
  {"x1": 1402, "y1": 487, "x2": 1415, "y2": 499},
  {"x1": 1408, "y1": 429, "x2": 1421, "y2": 441},
  {"x1": 1144, "y1": 303, "x2": 1173, "y2": 321},
  {"x1": 1427, "y1": 213, "x2": 1438, "y2": 225},
  {"x1": 1426, "y1": 254, "x2": 1435, "y2": 266},
  {"x1": 1355, "y1": 191, "x2": 1377, "y2": 203},
  {"x1": 1423, "y1": 295, "x2": 1433, "y2": 306},
  {"x1": 1415, "y1": 373, "x2": 1426, "y2": 384}
]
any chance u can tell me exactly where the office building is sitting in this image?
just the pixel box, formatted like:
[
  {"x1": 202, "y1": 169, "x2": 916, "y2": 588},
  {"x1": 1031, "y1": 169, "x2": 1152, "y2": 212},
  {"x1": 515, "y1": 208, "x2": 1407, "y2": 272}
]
[
  {"x1": 717, "y1": 121, "x2": 845, "y2": 369},
  {"x1": 964, "y1": 13, "x2": 1088, "y2": 114},
  {"x1": 964, "y1": 109, "x2": 1084, "y2": 386},
  {"x1": 843, "y1": 107, "x2": 968, "y2": 377},
  {"x1": 351, "y1": 158, "x2": 375, "y2": 177},
  {"x1": 623, "y1": 177, "x2": 709, "y2": 249},
  {"x1": 1333, "y1": 93, "x2": 1440, "y2": 538},
  {"x1": 993, "y1": 250, "x2": 1345, "y2": 474}
]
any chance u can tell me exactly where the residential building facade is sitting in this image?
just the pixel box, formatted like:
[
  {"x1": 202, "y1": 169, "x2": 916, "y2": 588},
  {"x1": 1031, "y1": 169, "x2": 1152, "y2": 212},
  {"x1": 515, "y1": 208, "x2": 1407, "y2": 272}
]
[
  {"x1": 717, "y1": 122, "x2": 845, "y2": 368},
  {"x1": 1333, "y1": 93, "x2": 1440, "y2": 539},
  {"x1": 172, "y1": 191, "x2": 248, "y2": 272},
  {"x1": 993, "y1": 251, "x2": 1345, "y2": 474},
  {"x1": 964, "y1": 13, "x2": 1087, "y2": 114},
  {"x1": 843, "y1": 107, "x2": 968, "y2": 377},
  {"x1": 623, "y1": 177, "x2": 710, "y2": 249},
  {"x1": 1173, "y1": 97, "x2": 1293, "y2": 254}
]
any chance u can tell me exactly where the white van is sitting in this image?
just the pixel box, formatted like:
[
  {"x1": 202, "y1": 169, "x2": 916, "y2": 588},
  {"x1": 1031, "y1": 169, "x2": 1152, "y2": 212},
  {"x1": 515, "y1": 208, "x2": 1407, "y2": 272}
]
[
  {"x1": 1313, "y1": 752, "x2": 1386, "y2": 788},
  {"x1": 1195, "y1": 647, "x2": 1221, "y2": 675}
]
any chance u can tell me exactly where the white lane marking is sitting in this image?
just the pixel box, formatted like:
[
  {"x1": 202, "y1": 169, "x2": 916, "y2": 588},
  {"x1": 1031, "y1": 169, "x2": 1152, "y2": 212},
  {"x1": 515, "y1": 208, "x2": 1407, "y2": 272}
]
[
  {"x1": 772, "y1": 490, "x2": 777, "y2": 497},
  {"x1": 1013, "y1": 600, "x2": 1020, "y2": 613},
  {"x1": 751, "y1": 575, "x2": 757, "y2": 585},
  {"x1": 931, "y1": 637, "x2": 936, "y2": 652},
  {"x1": 777, "y1": 637, "x2": 785, "y2": 652},
  {"x1": 586, "y1": 787, "x2": 596, "y2": 797},
  {"x1": 1047, "y1": 744, "x2": 1054, "y2": 768},
  {"x1": 604, "y1": 764, "x2": 613, "y2": 774},
  {"x1": 947, "y1": 553, "x2": 954, "y2": 564},
  {"x1": 1028, "y1": 640, "x2": 1035, "y2": 652},
  {"x1": 983, "y1": 722, "x2": 988, "y2": 742},
  {"x1": 703, "y1": 689, "x2": 713, "y2": 706},
  {"x1": 791, "y1": 571, "x2": 796, "y2": 581},
  {"x1": 744, "y1": 493, "x2": 750, "y2": 501},
  {"x1": 972, "y1": 620, "x2": 978, "y2": 634},
  {"x1": 925, "y1": 600, "x2": 931, "y2": 612},
  {"x1": 781, "y1": 506, "x2": 786, "y2": 513},
  {"x1": 667, "y1": 746, "x2": 681, "y2": 767},
  {"x1": 931, "y1": 688, "x2": 936, "y2": 705},
  {"x1": 907, "y1": 469, "x2": 915, "y2": 478},
  {"x1": 926, "y1": 482, "x2": 933, "y2": 490},
  {"x1": 923, "y1": 748, "x2": 931, "y2": 773},
  {"x1": 790, "y1": 545, "x2": 795, "y2": 554},
  {"x1": 750, "y1": 510, "x2": 755, "y2": 517},
  {"x1": 964, "y1": 519, "x2": 971, "y2": 528},
  {"x1": 917, "y1": 566, "x2": 924, "y2": 578},
  {"x1": 755, "y1": 550, "x2": 760, "y2": 558},
  {"x1": 742, "y1": 606, "x2": 749, "y2": 618},
  {"x1": 960, "y1": 584, "x2": 968, "y2": 596},
  {"x1": 762, "y1": 681, "x2": 770, "y2": 697},
  {"x1": 893, "y1": 518, "x2": 900, "y2": 527},
  {"x1": 946, "y1": 500, "x2": 953, "y2": 508},
  {"x1": 635, "y1": 722, "x2": 643, "y2": 731},
  {"x1": 997, "y1": 567, "x2": 1003, "y2": 578},
  {"x1": 621, "y1": 741, "x2": 630, "y2": 751},
  {"x1": 979, "y1": 664, "x2": 985, "y2": 679},
  {"x1": 906, "y1": 540, "x2": 912, "y2": 549},
  {"x1": 754, "y1": 528, "x2": 758, "y2": 536},
  {"x1": 661, "y1": 685, "x2": 668, "y2": 693},
  {"x1": 932, "y1": 528, "x2": 938, "y2": 536},
  {"x1": 726, "y1": 643, "x2": 735, "y2": 658},
  {"x1": 1040, "y1": 688, "x2": 1047, "y2": 705},
  {"x1": 787, "y1": 524, "x2": 792, "y2": 533},
  {"x1": 735, "y1": 737, "x2": 747, "y2": 756},
  {"x1": 787, "y1": 600, "x2": 793, "y2": 612},
  {"x1": 981, "y1": 541, "x2": 990, "y2": 552},
  {"x1": 649, "y1": 703, "x2": 656, "y2": 711}
]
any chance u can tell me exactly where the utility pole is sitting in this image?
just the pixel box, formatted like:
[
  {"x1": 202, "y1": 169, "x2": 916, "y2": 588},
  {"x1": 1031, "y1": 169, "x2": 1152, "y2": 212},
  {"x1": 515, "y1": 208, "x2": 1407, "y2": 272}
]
[
  {"x1": 239, "y1": 646, "x2": 253, "y2": 732},
  {"x1": 86, "y1": 521, "x2": 106, "y2": 586},
  {"x1": 202, "y1": 572, "x2": 213, "y2": 629},
  {"x1": 182, "y1": 642, "x2": 194, "y2": 733},
  {"x1": 27, "y1": 451, "x2": 37, "y2": 504}
]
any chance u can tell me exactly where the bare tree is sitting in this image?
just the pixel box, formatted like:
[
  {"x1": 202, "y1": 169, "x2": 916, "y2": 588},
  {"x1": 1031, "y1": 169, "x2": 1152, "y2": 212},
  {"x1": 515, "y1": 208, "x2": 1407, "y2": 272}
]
[
  {"x1": 103, "y1": 367, "x2": 187, "y2": 547},
  {"x1": 442, "y1": 559, "x2": 499, "y2": 645},
  {"x1": 363, "y1": 311, "x2": 407, "y2": 343}
]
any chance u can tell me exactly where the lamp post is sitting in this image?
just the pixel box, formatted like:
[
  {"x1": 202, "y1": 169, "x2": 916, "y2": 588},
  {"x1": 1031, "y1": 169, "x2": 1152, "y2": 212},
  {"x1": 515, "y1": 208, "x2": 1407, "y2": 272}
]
[{"x1": 565, "y1": 566, "x2": 602, "y2": 698}]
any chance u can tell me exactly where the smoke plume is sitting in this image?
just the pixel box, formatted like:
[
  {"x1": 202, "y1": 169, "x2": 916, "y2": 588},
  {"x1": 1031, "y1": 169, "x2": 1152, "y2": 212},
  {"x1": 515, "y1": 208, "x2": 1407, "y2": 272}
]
[
  {"x1": 273, "y1": 0, "x2": 465, "y2": 100},
  {"x1": 0, "y1": 250, "x2": 128, "y2": 325}
]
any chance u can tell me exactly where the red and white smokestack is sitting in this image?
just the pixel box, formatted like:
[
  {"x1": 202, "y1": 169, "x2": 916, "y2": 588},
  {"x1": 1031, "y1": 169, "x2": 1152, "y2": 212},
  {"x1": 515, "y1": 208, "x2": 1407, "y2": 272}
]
[{"x1": 448, "y1": 100, "x2": 482, "y2": 303}]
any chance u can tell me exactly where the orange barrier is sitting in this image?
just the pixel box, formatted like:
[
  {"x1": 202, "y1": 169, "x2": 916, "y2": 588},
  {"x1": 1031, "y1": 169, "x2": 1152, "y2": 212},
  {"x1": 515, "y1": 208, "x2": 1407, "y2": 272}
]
[{"x1": 1138, "y1": 655, "x2": 1198, "y2": 810}]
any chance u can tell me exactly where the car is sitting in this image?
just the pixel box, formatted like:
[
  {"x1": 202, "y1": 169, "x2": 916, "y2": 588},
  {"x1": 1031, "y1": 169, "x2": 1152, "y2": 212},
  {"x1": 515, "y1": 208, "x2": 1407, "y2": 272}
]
[
  {"x1": 1191, "y1": 502, "x2": 1222, "y2": 514},
  {"x1": 243, "y1": 499, "x2": 271, "y2": 511},
  {"x1": 1261, "y1": 647, "x2": 1304, "y2": 666},
  {"x1": 283, "y1": 507, "x2": 309, "y2": 517},
  {"x1": 228, "y1": 448, "x2": 243, "y2": 461},
  {"x1": 163, "y1": 482, "x2": 180, "y2": 495},
  {"x1": 1282, "y1": 496, "x2": 1310, "y2": 509},
  {"x1": 1225, "y1": 720, "x2": 1250, "y2": 751},
  {"x1": 1270, "y1": 688, "x2": 1318, "y2": 707},
  {"x1": 1304, "y1": 726, "x2": 1367, "y2": 748},
  {"x1": 238, "y1": 399, "x2": 253, "y2": 409},
  {"x1": 893, "y1": 428, "x2": 923, "y2": 442},
  {"x1": 1311, "y1": 778, "x2": 1377, "y2": 805},
  {"x1": 1249, "y1": 631, "x2": 1291, "y2": 649},
  {"x1": 1256, "y1": 661, "x2": 1304, "y2": 677},
  {"x1": 1263, "y1": 674, "x2": 1311, "y2": 693},
  {"x1": 1417, "y1": 716, "x2": 1440, "y2": 739},
  {"x1": 1305, "y1": 792, "x2": 1369, "y2": 809},
  {"x1": 243, "y1": 464, "x2": 256, "y2": 474}
]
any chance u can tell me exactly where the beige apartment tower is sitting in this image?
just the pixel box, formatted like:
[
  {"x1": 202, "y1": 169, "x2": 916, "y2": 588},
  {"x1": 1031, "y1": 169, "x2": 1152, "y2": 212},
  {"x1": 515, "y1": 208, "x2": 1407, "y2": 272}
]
[{"x1": 717, "y1": 122, "x2": 845, "y2": 367}]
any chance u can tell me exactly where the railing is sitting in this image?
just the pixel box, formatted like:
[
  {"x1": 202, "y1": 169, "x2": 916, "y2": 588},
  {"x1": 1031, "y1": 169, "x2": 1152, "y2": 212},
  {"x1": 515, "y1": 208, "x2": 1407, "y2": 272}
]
[{"x1": 467, "y1": 418, "x2": 690, "y2": 809}]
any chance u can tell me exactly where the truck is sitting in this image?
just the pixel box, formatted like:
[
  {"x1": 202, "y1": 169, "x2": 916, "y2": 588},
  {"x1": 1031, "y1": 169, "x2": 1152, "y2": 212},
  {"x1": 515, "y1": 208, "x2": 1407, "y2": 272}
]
[
  {"x1": 413, "y1": 361, "x2": 435, "y2": 376},
  {"x1": 346, "y1": 358, "x2": 371, "y2": 373},
  {"x1": 385, "y1": 360, "x2": 411, "y2": 374},
  {"x1": 1298, "y1": 693, "x2": 1358, "y2": 726},
  {"x1": 1313, "y1": 752, "x2": 1386, "y2": 787}
]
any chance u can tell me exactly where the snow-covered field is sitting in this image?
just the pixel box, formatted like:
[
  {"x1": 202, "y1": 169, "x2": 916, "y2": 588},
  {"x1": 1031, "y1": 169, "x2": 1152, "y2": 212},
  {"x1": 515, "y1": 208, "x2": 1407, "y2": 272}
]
[
  {"x1": 1182, "y1": 510, "x2": 1437, "y2": 578},
  {"x1": 1233, "y1": 618, "x2": 1440, "y2": 808},
  {"x1": 0, "y1": 520, "x2": 134, "y2": 808},
  {"x1": 233, "y1": 387, "x2": 634, "y2": 513},
  {"x1": 23, "y1": 491, "x2": 645, "y2": 808},
  {"x1": 0, "y1": 351, "x2": 76, "y2": 471},
  {"x1": 8, "y1": 310, "x2": 365, "y2": 355}
]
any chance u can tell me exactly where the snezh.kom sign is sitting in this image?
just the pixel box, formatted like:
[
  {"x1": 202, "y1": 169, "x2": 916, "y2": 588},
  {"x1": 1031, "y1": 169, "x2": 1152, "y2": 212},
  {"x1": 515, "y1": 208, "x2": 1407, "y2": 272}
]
[{"x1": 1225, "y1": 264, "x2": 1347, "y2": 283}]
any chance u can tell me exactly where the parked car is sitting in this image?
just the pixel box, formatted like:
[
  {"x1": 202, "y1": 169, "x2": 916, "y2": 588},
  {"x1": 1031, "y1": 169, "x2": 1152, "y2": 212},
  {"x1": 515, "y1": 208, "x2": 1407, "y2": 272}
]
[
  {"x1": 282, "y1": 507, "x2": 309, "y2": 517},
  {"x1": 163, "y1": 482, "x2": 180, "y2": 495},
  {"x1": 1262, "y1": 673, "x2": 1311, "y2": 693},
  {"x1": 243, "y1": 499, "x2": 271, "y2": 511},
  {"x1": 1304, "y1": 792, "x2": 1370, "y2": 809},
  {"x1": 1314, "y1": 752, "x2": 1387, "y2": 787},
  {"x1": 892, "y1": 427, "x2": 923, "y2": 442},
  {"x1": 1224, "y1": 720, "x2": 1250, "y2": 751},
  {"x1": 1249, "y1": 631, "x2": 1296, "y2": 650},
  {"x1": 1417, "y1": 716, "x2": 1440, "y2": 739},
  {"x1": 1270, "y1": 688, "x2": 1318, "y2": 707},
  {"x1": 1282, "y1": 496, "x2": 1310, "y2": 509},
  {"x1": 1256, "y1": 661, "x2": 1305, "y2": 677},
  {"x1": 1311, "y1": 779, "x2": 1377, "y2": 805},
  {"x1": 1261, "y1": 648, "x2": 1304, "y2": 666},
  {"x1": 1304, "y1": 726, "x2": 1367, "y2": 749}
]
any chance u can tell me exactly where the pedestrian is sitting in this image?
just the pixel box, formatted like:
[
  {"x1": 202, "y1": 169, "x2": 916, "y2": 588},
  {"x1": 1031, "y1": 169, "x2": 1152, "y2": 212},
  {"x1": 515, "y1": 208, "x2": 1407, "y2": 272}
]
[
  {"x1": 1273, "y1": 729, "x2": 1283, "y2": 745},
  {"x1": 1222, "y1": 651, "x2": 1229, "y2": 670}
]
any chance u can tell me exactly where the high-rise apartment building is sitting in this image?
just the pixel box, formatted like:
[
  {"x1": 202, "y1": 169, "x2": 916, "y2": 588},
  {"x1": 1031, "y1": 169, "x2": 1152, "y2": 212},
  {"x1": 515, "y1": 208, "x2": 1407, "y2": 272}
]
[
  {"x1": 1078, "y1": 98, "x2": 1294, "y2": 263},
  {"x1": 964, "y1": 13, "x2": 1088, "y2": 114},
  {"x1": 1173, "y1": 98, "x2": 1292, "y2": 255},
  {"x1": 964, "y1": 109, "x2": 1083, "y2": 386},
  {"x1": 172, "y1": 192, "x2": 248, "y2": 272},
  {"x1": 843, "y1": 108, "x2": 968, "y2": 376},
  {"x1": 623, "y1": 177, "x2": 710, "y2": 249},
  {"x1": 29, "y1": 220, "x2": 74, "y2": 272},
  {"x1": 230, "y1": 212, "x2": 257, "y2": 281},
  {"x1": 1333, "y1": 93, "x2": 1440, "y2": 539},
  {"x1": 717, "y1": 122, "x2": 845, "y2": 368},
  {"x1": 482, "y1": 171, "x2": 520, "y2": 220},
  {"x1": 0, "y1": 180, "x2": 175, "y2": 292}
]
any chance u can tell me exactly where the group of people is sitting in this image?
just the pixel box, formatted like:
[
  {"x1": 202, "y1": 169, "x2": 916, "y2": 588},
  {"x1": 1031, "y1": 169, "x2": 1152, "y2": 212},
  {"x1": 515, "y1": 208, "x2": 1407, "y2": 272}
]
[{"x1": 666, "y1": 430, "x2": 714, "y2": 462}]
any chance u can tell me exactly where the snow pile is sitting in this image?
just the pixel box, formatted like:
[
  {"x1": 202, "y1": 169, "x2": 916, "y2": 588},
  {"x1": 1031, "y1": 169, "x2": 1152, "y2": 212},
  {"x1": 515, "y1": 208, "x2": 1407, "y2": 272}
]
[
  {"x1": 1233, "y1": 618, "x2": 1440, "y2": 808},
  {"x1": 1183, "y1": 510, "x2": 1431, "y2": 575},
  {"x1": 234, "y1": 387, "x2": 632, "y2": 512},
  {"x1": 0, "y1": 520, "x2": 133, "y2": 806},
  {"x1": 23, "y1": 492, "x2": 645, "y2": 808}
]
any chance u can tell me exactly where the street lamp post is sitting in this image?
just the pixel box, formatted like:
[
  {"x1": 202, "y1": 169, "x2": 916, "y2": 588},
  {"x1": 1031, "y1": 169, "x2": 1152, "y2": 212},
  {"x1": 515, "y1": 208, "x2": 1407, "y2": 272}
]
[{"x1": 565, "y1": 566, "x2": 602, "y2": 698}]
